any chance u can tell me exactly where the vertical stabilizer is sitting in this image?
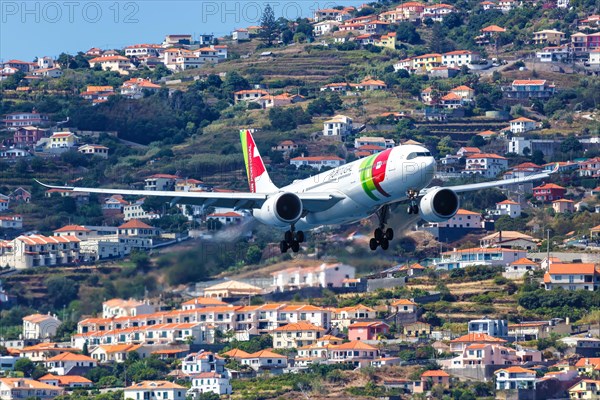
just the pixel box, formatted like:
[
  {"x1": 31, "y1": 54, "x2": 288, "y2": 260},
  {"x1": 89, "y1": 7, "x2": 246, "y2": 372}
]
[{"x1": 240, "y1": 129, "x2": 278, "y2": 193}]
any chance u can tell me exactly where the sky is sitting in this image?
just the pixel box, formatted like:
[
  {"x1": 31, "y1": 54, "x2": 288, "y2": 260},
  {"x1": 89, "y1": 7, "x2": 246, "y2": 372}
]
[{"x1": 0, "y1": 0, "x2": 364, "y2": 61}]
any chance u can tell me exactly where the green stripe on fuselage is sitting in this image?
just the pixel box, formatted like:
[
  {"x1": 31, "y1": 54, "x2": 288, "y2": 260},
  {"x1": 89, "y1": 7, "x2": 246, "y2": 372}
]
[{"x1": 360, "y1": 155, "x2": 379, "y2": 201}]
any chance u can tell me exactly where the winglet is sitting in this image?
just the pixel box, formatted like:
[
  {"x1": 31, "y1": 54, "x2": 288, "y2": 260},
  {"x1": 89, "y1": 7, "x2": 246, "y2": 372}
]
[
  {"x1": 551, "y1": 162, "x2": 560, "y2": 174},
  {"x1": 239, "y1": 129, "x2": 278, "y2": 193},
  {"x1": 34, "y1": 179, "x2": 74, "y2": 190}
]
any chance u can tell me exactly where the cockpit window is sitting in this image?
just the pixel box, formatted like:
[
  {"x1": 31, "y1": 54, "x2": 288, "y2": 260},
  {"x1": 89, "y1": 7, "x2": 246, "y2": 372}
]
[{"x1": 407, "y1": 151, "x2": 432, "y2": 160}]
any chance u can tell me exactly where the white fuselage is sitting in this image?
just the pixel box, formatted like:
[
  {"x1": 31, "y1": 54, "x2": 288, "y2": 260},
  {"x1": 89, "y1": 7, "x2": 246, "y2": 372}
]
[{"x1": 264, "y1": 145, "x2": 436, "y2": 230}]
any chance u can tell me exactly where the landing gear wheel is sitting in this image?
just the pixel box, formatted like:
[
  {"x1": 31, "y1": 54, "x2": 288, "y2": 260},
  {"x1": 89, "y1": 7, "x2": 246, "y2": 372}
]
[
  {"x1": 279, "y1": 240, "x2": 289, "y2": 253},
  {"x1": 380, "y1": 238, "x2": 390, "y2": 250},
  {"x1": 407, "y1": 205, "x2": 413, "y2": 214},
  {"x1": 284, "y1": 231, "x2": 293, "y2": 243},
  {"x1": 290, "y1": 241, "x2": 300, "y2": 253},
  {"x1": 295, "y1": 231, "x2": 305, "y2": 243},
  {"x1": 411, "y1": 205, "x2": 419, "y2": 214},
  {"x1": 385, "y1": 228, "x2": 394, "y2": 241},
  {"x1": 374, "y1": 228, "x2": 384, "y2": 241},
  {"x1": 369, "y1": 238, "x2": 379, "y2": 251}
]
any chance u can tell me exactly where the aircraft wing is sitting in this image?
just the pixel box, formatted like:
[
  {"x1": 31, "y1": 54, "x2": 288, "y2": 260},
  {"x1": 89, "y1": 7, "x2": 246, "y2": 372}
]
[
  {"x1": 35, "y1": 180, "x2": 343, "y2": 212},
  {"x1": 419, "y1": 165, "x2": 557, "y2": 196}
]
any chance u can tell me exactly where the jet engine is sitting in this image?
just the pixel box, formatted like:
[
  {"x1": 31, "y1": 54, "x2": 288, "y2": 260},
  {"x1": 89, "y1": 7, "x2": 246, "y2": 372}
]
[
  {"x1": 253, "y1": 192, "x2": 303, "y2": 228},
  {"x1": 419, "y1": 187, "x2": 460, "y2": 223}
]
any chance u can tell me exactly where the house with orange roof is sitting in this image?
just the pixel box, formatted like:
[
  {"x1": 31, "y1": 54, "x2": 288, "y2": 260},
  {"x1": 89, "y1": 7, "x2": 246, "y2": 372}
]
[
  {"x1": 43, "y1": 352, "x2": 97, "y2": 375},
  {"x1": 271, "y1": 321, "x2": 325, "y2": 349},
  {"x1": 258, "y1": 93, "x2": 305, "y2": 109},
  {"x1": 390, "y1": 298, "x2": 418, "y2": 314},
  {"x1": 504, "y1": 258, "x2": 540, "y2": 279},
  {"x1": 374, "y1": 32, "x2": 397, "y2": 49},
  {"x1": 202, "y1": 279, "x2": 264, "y2": 299},
  {"x1": 181, "y1": 297, "x2": 227, "y2": 311},
  {"x1": 78, "y1": 144, "x2": 109, "y2": 158},
  {"x1": 182, "y1": 350, "x2": 226, "y2": 377},
  {"x1": 552, "y1": 198, "x2": 575, "y2": 213},
  {"x1": 120, "y1": 77, "x2": 161, "y2": 99},
  {"x1": 449, "y1": 333, "x2": 508, "y2": 353},
  {"x1": 22, "y1": 313, "x2": 62, "y2": 340},
  {"x1": 416, "y1": 370, "x2": 451, "y2": 393},
  {"x1": 88, "y1": 55, "x2": 133, "y2": 75},
  {"x1": 450, "y1": 85, "x2": 475, "y2": 101},
  {"x1": 440, "y1": 92, "x2": 463, "y2": 109},
  {"x1": 423, "y1": 3, "x2": 456, "y2": 21},
  {"x1": 233, "y1": 89, "x2": 269, "y2": 104},
  {"x1": 91, "y1": 344, "x2": 145, "y2": 363},
  {"x1": 394, "y1": 1, "x2": 426, "y2": 22},
  {"x1": 39, "y1": 373, "x2": 93, "y2": 388},
  {"x1": 492, "y1": 199, "x2": 522, "y2": 218},
  {"x1": 575, "y1": 357, "x2": 600, "y2": 375},
  {"x1": 428, "y1": 209, "x2": 483, "y2": 233},
  {"x1": 510, "y1": 117, "x2": 537, "y2": 134},
  {"x1": 188, "y1": 371, "x2": 232, "y2": 397},
  {"x1": 18, "y1": 343, "x2": 79, "y2": 362},
  {"x1": 125, "y1": 381, "x2": 187, "y2": 400},
  {"x1": 1, "y1": 234, "x2": 81, "y2": 270},
  {"x1": 480, "y1": 230, "x2": 538, "y2": 250},
  {"x1": 495, "y1": 366, "x2": 536, "y2": 390},
  {"x1": 443, "y1": 341, "x2": 542, "y2": 371},
  {"x1": 271, "y1": 262, "x2": 355, "y2": 291},
  {"x1": 0, "y1": 378, "x2": 64, "y2": 400},
  {"x1": 503, "y1": 79, "x2": 556, "y2": 100},
  {"x1": 117, "y1": 219, "x2": 161, "y2": 238},
  {"x1": 543, "y1": 263, "x2": 598, "y2": 291},
  {"x1": 442, "y1": 50, "x2": 480, "y2": 68},
  {"x1": 331, "y1": 305, "x2": 377, "y2": 328},
  {"x1": 348, "y1": 321, "x2": 389, "y2": 341},
  {"x1": 328, "y1": 341, "x2": 379, "y2": 366},
  {"x1": 102, "y1": 298, "x2": 155, "y2": 319},
  {"x1": 533, "y1": 183, "x2": 566, "y2": 202},
  {"x1": 240, "y1": 349, "x2": 288, "y2": 371},
  {"x1": 47, "y1": 131, "x2": 78, "y2": 152},
  {"x1": 463, "y1": 153, "x2": 508, "y2": 178},
  {"x1": 412, "y1": 53, "x2": 443, "y2": 72},
  {"x1": 350, "y1": 77, "x2": 387, "y2": 91},
  {"x1": 568, "y1": 379, "x2": 600, "y2": 399},
  {"x1": 144, "y1": 173, "x2": 180, "y2": 191}
]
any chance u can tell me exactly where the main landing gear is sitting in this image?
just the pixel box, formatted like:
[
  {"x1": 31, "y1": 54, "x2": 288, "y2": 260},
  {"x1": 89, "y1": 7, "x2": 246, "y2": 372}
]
[
  {"x1": 280, "y1": 226, "x2": 305, "y2": 253},
  {"x1": 370, "y1": 205, "x2": 394, "y2": 251},
  {"x1": 406, "y1": 189, "x2": 420, "y2": 215}
]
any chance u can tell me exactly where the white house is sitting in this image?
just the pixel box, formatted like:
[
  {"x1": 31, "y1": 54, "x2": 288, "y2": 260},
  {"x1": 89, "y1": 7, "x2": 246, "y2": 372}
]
[
  {"x1": 543, "y1": 263, "x2": 598, "y2": 291},
  {"x1": 290, "y1": 156, "x2": 345, "y2": 170},
  {"x1": 43, "y1": 353, "x2": 97, "y2": 375},
  {"x1": 102, "y1": 298, "x2": 155, "y2": 319},
  {"x1": 124, "y1": 381, "x2": 187, "y2": 400},
  {"x1": 188, "y1": 372, "x2": 231, "y2": 397},
  {"x1": 22, "y1": 313, "x2": 62, "y2": 339},
  {"x1": 431, "y1": 209, "x2": 483, "y2": 229},
  {"x1": 436, "y1": 248, "x2": 527, "y2": 270},
  {"x1": 240, "y1": 350, "x2": 288, "y2": 371},
  {"x1": 323, "y1": 115, "x2": 353, "y2": 137},
  {"x1": 442, "y1": 50, "x2": 480, "y2": 67},
  {"x1": 0, "y1": 378, "x2": 64, "y2": 400},
  {"x1": 232, "y1": 29, "x2": 250, "y2": 41},
  {"x1": 490, "y1": 199, "x2": 522, "y2": 218},
  {"x1": 78, "y1": 144, "x2": 109, "y2": 158},
  {"x1": 463, "y1": 154, "x2": 508, "y2": 178},
  {"x1": 181, "y1": 351, "x2": 226, "y2": 376},
  {"x1": 504, "y1": 258, "x2": 540, "y2": 279},
  {"x1": 510, "y1": 117, "x2": 537, "y2": 134},
  {"x1": 314, "y1": 20, "x2": 341, "y2": 36},
  {"x1": 355, "y1": 136, "x2": 395, "y2": 149},
  {"x1": 271, "y1": 263, "x2": 355, "y2": 292},
  {"x1": 88, "y1": 55, "x2": 134, "y2": 74},
  {"x1": 495, "y1": 367, "x2": 536, "y2": 390}
]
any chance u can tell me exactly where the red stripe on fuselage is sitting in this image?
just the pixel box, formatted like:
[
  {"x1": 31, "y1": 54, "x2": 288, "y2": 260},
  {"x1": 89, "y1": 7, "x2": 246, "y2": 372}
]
[{"x1": 372, "y1": 148, "x2": 391, "y2": 197}]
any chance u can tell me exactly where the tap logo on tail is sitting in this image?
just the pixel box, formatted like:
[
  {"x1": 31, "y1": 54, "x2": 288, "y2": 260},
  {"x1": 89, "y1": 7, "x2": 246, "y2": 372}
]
[
  {"x1": 359, "y1": 148, "x2": 392, "y2": 201},
  {"x1": 240, "y1": 129, "x2": 275, "y2": 193}
]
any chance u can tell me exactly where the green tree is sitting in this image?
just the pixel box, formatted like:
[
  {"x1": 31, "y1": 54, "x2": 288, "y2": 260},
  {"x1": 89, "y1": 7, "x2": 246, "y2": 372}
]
[
  {"x1": 46, "y1": 276, "x2": 79, "y2": 309},
  {"x1": 245, "y1": 245, "x2": 262, "y2": 264},
  {"x1": 14, "y1": 358, "x2": 35, "y2": 377},
  {"x1": 260, "y1": 4, "x2": 278, "y2": 46}
]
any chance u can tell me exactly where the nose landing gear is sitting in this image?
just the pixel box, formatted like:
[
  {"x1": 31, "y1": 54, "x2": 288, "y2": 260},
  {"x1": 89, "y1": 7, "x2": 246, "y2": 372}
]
[
  {"x1": 280, "y1": 225, "x2": 305, "y2": 253},
  {"x1": 370, "y1": 205, "x2": 394, "y2": 251},
  {"x1": 406, "y1": 189, "x2": 419, "y2": 215}
]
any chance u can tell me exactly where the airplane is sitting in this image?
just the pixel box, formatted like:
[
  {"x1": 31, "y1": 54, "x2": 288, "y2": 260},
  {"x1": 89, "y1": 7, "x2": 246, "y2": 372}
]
[{"x1": 38, "y1": 129, "x2": 556, "y2": 253}]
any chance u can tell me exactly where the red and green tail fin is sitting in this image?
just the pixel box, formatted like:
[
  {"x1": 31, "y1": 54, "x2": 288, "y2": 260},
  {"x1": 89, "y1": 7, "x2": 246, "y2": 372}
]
[{"x1": 240, "y1": 129, "x2": 278, "y2": 193}]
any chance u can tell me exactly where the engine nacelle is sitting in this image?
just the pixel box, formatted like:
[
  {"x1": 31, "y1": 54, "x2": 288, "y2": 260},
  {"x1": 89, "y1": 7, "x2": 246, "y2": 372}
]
[
  {"x1": 419, "y1": 187, "x2": 460, "y2": 223},
  {"x1": 253, "y1": 192, "x2": 303, "y2": 228}
]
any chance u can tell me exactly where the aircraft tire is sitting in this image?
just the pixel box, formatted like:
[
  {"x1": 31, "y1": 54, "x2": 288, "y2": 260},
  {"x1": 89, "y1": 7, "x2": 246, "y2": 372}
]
[
  {"x1": 380, "y1": 238, "x2": 390, "y2": 250},
  {"x1": 374, "y1": 228, "x2": 384, "y2": 241},
  {"x1": 291, "y1": 241, "x2": 300, "y2": 253},
  {"x1": 369, "y1": 238, "x2": 379, "y2": 251},
  {"x1": 280, "y1": 240, "x2": 288, "y2": 253},
  {"x1": 295, "y1": 231, "x2": 305, "y2": 243},
  {"x1": 385, "y1": 228, "x2": 394, "y2": 241}
]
